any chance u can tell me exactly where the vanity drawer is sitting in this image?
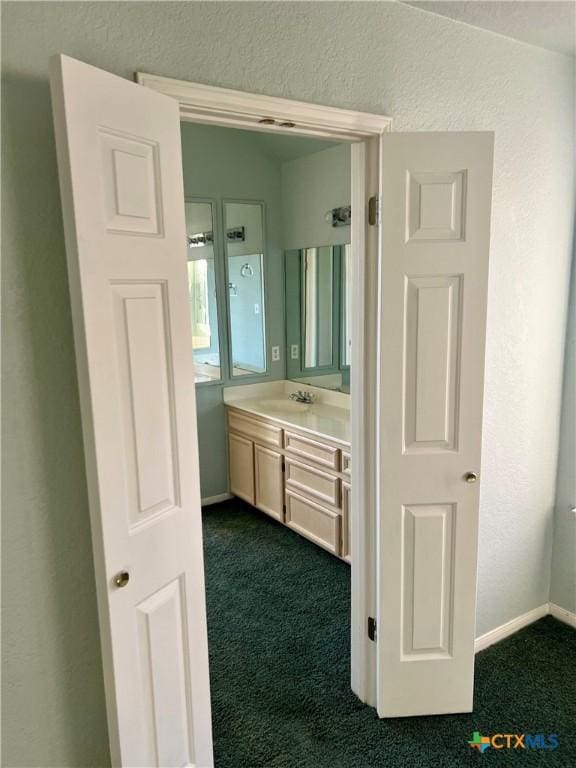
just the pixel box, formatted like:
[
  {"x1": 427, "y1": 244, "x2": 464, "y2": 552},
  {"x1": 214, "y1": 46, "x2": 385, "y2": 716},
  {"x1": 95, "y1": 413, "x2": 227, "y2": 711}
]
[
  {"x1": 285, "y1": 490, "x2": 341, "y2": 556},
  {"x1": 342, "y1": 452, "x2": 351, "y2": 476},
  {"x1": 228, "y1": 409, "x2": 282, "y2": 448},
  {"x1": 285, "y1": 458, "x2": 340, "y2": 508},
  {"x1": 284, "y1": 431, "x2": 339, "y2": 471}
]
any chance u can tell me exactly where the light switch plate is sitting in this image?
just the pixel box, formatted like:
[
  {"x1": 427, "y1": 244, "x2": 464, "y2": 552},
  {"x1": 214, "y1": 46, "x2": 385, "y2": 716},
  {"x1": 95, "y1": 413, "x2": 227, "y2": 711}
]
[
  {"x1": 271, "y1": 346, "x2": 280, "y2": 362},
  {"x1": 290, "y1": 344, "x2": 299, "y2": 359}
]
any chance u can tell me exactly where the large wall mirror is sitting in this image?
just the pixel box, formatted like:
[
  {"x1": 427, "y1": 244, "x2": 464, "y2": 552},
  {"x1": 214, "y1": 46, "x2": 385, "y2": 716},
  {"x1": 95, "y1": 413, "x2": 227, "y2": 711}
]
[
  {"x1": 285, "y1": 244, "x2": 351, "y2": 392},
  {"x1": 224, "y1": 202, "x2": 267, "y2": 377},
  {"x1": 185, "y1": 201, "x2": 222, "y2": 383},
  {"x1": 302, "y1": 246, "x2": 335, "y2": 369}
]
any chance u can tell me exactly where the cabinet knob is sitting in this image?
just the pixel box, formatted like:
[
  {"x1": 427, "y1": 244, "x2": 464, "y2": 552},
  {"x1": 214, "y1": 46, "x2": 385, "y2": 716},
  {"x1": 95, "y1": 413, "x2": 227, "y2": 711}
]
[
  {"x1": 114, "y1": 571, "x2": 130, "y2": 588},
  {"x1": 464, "y1": 472, "x2": 478, "y2": 484}
]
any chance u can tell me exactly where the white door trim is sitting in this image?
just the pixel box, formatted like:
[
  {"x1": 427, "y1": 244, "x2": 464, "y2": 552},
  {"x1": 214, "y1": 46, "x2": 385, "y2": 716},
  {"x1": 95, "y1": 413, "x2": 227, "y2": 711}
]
[
  {"x1": 136, "y1": 71, "x2": 392, "y2": 705},
  {"x1": 136, "y1": 72, "x2": 392, "y2": 140}
]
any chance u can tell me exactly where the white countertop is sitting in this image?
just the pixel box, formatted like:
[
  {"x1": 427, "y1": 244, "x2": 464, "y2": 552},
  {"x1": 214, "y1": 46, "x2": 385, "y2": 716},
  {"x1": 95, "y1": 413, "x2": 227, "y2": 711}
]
[{"x1": 223, "y1": 381, "x2": 350, "y2": 446}]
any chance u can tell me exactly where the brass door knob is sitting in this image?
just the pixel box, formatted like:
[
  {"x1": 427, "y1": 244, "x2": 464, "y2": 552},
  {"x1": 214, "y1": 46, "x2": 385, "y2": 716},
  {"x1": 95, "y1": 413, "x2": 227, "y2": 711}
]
[
  {"x1": 464, "y1": 472, "x2": 478, "y2": 484},
  {"x1": 114, "y1": 571, "x2": 130, "y2": 588}
]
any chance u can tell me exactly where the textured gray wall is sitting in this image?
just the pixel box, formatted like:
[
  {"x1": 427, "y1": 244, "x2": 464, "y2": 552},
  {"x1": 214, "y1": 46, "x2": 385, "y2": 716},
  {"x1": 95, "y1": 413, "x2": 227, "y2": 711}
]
[
  {"x1": 2, "y1": 3, "x2": 574, "y2": 766},
  {"x1": 550, "y1": 253, "x2": 576, "y2": 613}
]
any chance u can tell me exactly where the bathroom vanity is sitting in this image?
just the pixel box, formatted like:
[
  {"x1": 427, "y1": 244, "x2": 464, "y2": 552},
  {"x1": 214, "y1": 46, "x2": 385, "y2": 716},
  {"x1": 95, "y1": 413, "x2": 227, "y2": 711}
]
[{"x1": 224, "y1": 383, "x2": 351, "y2": 561}]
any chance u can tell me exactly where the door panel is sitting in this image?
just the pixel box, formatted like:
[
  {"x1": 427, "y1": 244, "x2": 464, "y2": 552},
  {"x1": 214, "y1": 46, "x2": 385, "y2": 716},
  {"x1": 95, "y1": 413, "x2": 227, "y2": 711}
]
[
  {"x1": 111, "y1": 282, "x2": 179, "y2": 523},
  {"x1": 136, "y1": 578, "x2": 195, "y2": 765},
  {"x1": 401, "y1": 504, "x2": 455, "y2": 657},
  {"x1": 403, "y1": 276, "x2": 462, "y2": 452},
  {"x1": 50, "y1": 55, "x2": 213, "y2": 766},
  {"x1": 377, "y1": 132, "x2": 493, "y2": 717}
]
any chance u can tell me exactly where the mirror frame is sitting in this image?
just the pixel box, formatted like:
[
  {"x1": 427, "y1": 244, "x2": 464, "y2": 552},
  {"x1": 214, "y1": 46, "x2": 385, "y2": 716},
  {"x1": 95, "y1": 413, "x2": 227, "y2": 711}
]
[
  {"x1": 286, "y1": 245, "x2": 350, "y2": 387},
  {"x1": 185, "y1": 196, "x2": 228, "y2": 386},
  {"x1": 222, "y1": 199, "x2": 269, "y2": 381},
  {"x1": 340, "y1": 243, "x2": 352, "y2": 371},
  {"x1": 299, "y1": 245, "x2": 341, "y2": 373}
]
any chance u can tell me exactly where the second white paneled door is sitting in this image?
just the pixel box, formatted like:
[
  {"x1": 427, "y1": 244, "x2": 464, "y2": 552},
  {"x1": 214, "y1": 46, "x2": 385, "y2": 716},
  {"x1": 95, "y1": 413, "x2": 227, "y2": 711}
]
[{"x1": 377, "y1": 132, "x2": 494, "y2": 716}]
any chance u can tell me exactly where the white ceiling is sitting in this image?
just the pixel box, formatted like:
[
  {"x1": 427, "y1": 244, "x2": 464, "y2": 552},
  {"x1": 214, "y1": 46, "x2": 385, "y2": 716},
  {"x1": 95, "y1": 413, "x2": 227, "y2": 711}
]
[{"x1": 403, "y1": 1, "x2": 576, "y2": 57}]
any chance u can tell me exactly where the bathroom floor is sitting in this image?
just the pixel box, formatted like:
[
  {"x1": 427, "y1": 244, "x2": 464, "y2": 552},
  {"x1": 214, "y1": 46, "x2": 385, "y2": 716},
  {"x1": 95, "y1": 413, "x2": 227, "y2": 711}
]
[{"x1": 202, "y1": 500, "x2": 576, "y2": 767}]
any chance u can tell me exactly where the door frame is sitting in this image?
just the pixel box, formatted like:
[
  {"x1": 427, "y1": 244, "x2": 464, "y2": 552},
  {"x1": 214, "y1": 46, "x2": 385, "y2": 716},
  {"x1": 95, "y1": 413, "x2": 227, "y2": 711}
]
[{"x1": 137, "y1": 71, "x2": 392, "y2": 706}]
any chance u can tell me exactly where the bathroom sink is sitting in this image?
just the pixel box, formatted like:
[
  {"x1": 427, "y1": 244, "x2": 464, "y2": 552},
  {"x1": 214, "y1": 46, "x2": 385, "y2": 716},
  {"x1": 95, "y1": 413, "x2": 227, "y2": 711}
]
[{"x1": 260, "y1": 399, "x2": 311, "y2": 414}]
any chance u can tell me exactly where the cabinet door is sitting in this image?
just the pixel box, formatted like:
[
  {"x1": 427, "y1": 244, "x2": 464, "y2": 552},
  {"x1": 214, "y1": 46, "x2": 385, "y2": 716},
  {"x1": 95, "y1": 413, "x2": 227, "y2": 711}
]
[
  {"x1": 229, "y1": 433, "x2": 254, "y2": 504},
  {"x1": 342, "y1": 481, "x2": 351, "y2": 563},
  {"x1": 254, "y1": 445, "x2": 284, "y2": 522}
]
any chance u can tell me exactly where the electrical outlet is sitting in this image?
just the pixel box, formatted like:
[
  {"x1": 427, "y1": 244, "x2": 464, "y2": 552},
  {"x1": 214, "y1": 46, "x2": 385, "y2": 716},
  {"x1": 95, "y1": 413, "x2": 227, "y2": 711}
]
[
  {"x1": 271, "y1": 346, "x2": 280, "y2": 362},
  {"x1": 290, "y1": 344, "x2": 299, "y2": 359}
]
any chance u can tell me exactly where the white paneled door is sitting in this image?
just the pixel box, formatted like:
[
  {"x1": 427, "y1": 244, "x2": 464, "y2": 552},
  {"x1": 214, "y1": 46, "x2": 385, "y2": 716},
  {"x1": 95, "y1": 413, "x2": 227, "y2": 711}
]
[
  {"x1": 50, "y1": 56, "x2": 213, "y2": 766},
  {"x1": 377, "y1": 132, "x2": 494, "y2": 716}
]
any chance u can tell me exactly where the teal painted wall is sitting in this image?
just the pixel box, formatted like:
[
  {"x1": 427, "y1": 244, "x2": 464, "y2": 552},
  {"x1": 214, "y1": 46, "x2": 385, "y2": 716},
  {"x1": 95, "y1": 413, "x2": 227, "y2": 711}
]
[
  {"x1": 181, "y1": 123, "x2": 286, "y2": 499},
  {"x1": 281, "y1": 143, "x2": 351, "y2": 250},
  {"x1": 225, "y1": 202, "x2": 267, "y2": 372},
  {"x1": 281, "y1": 145, "x2": 351, "y2": 383},
  {"x1": 2, "y1": 3, "x2": 574, "y2": 766},
  {"x1": 227, "y1": 252, "x2": 266, "y2": 371}
]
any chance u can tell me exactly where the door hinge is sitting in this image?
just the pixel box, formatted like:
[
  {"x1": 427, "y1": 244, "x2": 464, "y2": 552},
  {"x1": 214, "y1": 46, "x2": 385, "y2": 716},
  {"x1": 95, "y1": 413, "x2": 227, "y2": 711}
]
[
  {"x1": 368, "y1": 616, "x2": 377, "y2": 642},
  {"x1": 368, "y1": 195, "x2": 380, "y2": 226}
]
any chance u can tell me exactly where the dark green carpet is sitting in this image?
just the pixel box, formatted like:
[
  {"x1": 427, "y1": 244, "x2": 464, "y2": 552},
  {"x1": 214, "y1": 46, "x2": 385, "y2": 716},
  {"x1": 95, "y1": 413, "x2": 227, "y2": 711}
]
[{"x1": 203, "y1": 499, "x2": 576, "y2": 767}]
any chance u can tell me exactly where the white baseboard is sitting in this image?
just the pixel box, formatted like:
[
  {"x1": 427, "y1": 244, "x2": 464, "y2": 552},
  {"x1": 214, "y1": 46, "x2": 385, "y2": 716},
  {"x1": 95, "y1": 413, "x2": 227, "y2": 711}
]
[
  {"x1": 201, "y1": 493, "x2": 232, "y2": 507},
  {"x1": 549, "y1": 602, "x2": 576, "y2": 628},
  {"x1": 474, "y1": 603, "x2": 549, "y2": 653}
]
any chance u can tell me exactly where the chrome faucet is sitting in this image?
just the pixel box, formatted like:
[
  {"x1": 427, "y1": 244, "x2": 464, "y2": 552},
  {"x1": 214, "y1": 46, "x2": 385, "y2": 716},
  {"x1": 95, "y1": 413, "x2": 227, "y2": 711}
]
[{"x1": 289, "y1": 390, "x2": 315, "y2": 404}]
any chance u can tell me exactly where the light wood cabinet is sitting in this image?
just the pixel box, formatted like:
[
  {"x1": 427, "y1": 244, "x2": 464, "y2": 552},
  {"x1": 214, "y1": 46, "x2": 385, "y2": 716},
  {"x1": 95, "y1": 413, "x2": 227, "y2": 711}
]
[
  {"x1": 229, "y1": 432, "x2": 254, "y2": 504},
  {"x1": 227, "y1": 406, "x2": 351, "y2": 561},
  {"x1": 342, "y1": 452, "x2": 351, "y2": 476},
  {"x1": 285, "y1": 457, "x2": 340, "y2": 508},
  {"x1": 341, "y1": 481, "x2": 351, "y2": 563},
  {"x1": 254, "y1": 445, "x2": 284, "y2": 522},
  {"x1": 284, "y1": 430, "x2": 339, "y2": 470},
  {"x1": 228, "y1": 409, "x2": 282, "y2": 447},
  {"x1": 285, "y1": 490, "x2": 341, "y2": 556}
]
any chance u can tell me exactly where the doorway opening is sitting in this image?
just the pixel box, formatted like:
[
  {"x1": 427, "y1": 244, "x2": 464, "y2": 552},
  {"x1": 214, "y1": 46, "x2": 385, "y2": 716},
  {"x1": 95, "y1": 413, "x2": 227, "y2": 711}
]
[
  {"x1": 136, "y1": 72, "x2": 393, "y2": 712},
  {"x1": 181, "y1": 122, "x2": 356, "y2": 749}
]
